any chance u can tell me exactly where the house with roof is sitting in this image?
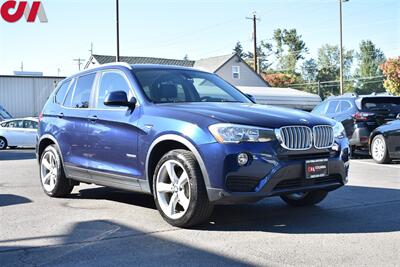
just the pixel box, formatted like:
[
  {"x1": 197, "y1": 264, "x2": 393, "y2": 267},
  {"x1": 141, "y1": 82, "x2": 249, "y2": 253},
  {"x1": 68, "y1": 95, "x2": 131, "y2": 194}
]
[{"x1": 85, "y1": 54, "x2": 321, "y2": 110}]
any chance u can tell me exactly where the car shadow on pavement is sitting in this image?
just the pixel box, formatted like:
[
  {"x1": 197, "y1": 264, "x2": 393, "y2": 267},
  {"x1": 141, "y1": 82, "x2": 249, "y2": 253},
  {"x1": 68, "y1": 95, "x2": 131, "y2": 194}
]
[
  {"x1": 71, "y1": 187, "x2": 157, "y2": 210},
  {"x1": 0, "y1": 194, "x2": 32, "y2": 207},
  {"x1": 0, "y1": 149, "x2": 36, "y2": 161},
  {"x1": 0, "y1": 220, "x2": 250, "y2": 267},
  {"x1": 200, "y1": 185, "x2": 400, "y2": 234},
  {"x1": 69, "y1": 185, "x2": 400, "y2": 235}
]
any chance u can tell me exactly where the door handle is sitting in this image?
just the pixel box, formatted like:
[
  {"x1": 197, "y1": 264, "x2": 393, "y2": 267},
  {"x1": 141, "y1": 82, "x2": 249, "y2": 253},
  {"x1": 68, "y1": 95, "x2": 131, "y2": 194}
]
[
  {"x1": 57, "y1": 113, "x2": 64, "y2": 118},
  {"x1": 89, "y1": 115, "x2": 98, "y2": 122}
]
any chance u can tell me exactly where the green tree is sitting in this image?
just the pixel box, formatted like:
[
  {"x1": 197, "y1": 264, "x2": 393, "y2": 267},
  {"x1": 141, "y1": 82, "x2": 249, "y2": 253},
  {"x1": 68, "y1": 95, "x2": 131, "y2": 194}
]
[
  {"x1": 273, "y1": 28, "x2": 308, "y2": 73},
  {"x1": 245, "y1": 41, "x2": 272, "y2": 72},
  {"x1": 233, "y1": 41, "x2": 245, "y2": 58},
  {"x1": 301, "y1": 58, "x2": 318, "y2": 82},
  {"x1": 316, "y1": 44, "x2": 354, "y2": 97},
  {"x1": 354, "y1": 40, "x2": 386, "y2": 94}
]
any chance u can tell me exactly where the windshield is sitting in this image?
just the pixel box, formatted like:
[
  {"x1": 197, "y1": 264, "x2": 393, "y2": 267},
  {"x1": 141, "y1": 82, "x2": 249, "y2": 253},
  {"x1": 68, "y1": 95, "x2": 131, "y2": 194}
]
[{"x1": 132, "y1": 69, "x2": 251, "y2": 104}]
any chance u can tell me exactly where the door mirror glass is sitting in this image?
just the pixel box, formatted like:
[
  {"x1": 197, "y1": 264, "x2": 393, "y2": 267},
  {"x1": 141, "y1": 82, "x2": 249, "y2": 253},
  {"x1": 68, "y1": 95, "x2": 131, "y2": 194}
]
[{"x1": 104, "y1": 91, "x2": 136, "y2": 109}]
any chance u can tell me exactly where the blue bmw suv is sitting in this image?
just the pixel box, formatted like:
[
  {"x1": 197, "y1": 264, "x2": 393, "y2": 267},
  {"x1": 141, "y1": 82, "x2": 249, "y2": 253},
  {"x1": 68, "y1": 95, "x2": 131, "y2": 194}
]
[{"x1": 37, "y1": 63, "x2": 349, "y2": 227}]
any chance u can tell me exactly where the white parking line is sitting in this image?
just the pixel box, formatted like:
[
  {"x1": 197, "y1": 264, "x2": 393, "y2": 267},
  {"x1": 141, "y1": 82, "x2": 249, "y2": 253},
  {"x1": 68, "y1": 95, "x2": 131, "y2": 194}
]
[{"x1": 351, "y1": 160, "x2": 400, "y2": 169}]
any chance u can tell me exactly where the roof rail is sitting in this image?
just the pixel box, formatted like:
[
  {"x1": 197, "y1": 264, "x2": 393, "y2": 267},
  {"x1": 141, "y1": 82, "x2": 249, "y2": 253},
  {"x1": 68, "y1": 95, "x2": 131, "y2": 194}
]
[
  {"x1": 100, "y1": 62, "x2": 132, "y2": 70},
  {"x1": 341, "y1": 92, "x2": 358, "y2": 97}
]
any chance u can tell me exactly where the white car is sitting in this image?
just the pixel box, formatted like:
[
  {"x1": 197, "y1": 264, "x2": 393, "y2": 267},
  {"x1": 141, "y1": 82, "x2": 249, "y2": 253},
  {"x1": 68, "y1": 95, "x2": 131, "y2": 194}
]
[{"x1": 0, "y1": 118, "x2": 38, "y2": 150}]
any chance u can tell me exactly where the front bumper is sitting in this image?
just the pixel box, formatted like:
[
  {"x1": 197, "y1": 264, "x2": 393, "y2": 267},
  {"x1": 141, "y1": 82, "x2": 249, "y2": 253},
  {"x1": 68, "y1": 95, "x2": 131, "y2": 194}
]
[{"x1": 200, "y1": 138, "x2": 350, "y2": 204}]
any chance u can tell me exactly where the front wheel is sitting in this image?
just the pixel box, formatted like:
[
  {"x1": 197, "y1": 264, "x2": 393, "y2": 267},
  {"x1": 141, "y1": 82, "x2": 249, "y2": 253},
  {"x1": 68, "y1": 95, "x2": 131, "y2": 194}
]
[
  {"x1": 40, "y1": 145, "x2": 74, "y2": 197},
  {"x1": 0, "y1": 137, "x2": 7, "y2": 150},
  {"x1": 371, "y1": 135, "x2": 391, "y2": 164},
  {"x1": 281, "y1": 190, "x2": 328, "y2": 207},
  {"x1": 153, "y1": 149, "x2": 213, "y2": 228}
]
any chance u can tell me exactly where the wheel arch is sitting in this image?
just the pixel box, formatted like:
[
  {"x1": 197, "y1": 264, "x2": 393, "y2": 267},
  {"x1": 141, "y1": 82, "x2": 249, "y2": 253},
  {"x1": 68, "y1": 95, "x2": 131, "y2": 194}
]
[
  {"x1": 145, "y1": 134, "x2": 211, "y2": 195},
  {"x1": 37, "y1": 134, "x2": 64, "y2": 164}
]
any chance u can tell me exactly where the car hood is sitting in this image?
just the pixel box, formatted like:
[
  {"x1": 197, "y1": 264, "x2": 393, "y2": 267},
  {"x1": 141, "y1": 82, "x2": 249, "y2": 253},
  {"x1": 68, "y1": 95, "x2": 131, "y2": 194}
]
[{"x1": 158, "y1": 103, "x2": 333, "y2": 128}]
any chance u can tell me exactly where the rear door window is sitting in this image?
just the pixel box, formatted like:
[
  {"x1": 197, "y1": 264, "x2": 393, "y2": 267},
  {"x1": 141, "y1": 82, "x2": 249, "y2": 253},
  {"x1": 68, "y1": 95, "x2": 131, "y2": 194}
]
[
  {"x1": 65, "y1": 74, "x2": 96, "y2": 108},
  {"x1": 24, "y1": 120, "x2": 38, "y2": 129}
]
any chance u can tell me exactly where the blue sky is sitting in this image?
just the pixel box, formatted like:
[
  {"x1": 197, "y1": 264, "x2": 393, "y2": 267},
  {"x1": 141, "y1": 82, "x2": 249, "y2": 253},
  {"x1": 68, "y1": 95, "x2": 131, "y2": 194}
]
[{"x1": 0, "y1": 0, "x2": 399, "y2": 76}]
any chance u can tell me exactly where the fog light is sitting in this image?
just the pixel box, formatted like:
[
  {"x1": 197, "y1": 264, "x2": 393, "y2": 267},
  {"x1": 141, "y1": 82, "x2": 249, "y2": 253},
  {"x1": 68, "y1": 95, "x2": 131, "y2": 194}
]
[{"x1": 237, "y1": 153, "x2": 249, "y2": 166}]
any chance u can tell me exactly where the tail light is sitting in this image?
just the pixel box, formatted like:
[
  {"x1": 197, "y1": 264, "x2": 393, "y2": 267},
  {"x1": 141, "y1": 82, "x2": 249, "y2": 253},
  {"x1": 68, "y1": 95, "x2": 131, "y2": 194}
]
[{"x1": 352, "y1": 112, "x2": 374, "y2": 121}]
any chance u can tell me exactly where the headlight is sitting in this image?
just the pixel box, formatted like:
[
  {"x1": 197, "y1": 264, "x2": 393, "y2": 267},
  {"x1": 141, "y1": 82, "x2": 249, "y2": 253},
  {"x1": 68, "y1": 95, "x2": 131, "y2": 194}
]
[
  {"x1": 208, "y1": 123, "x2": 275, "y2": 143},
  {"x1": 333, "y1": 121, "x2": 346, "y2": 139}
]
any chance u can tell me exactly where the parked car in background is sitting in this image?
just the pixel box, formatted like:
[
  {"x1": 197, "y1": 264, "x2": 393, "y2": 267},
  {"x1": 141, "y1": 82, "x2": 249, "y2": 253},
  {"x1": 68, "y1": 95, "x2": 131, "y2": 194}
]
[
  {"x1": 0, "y1": 118, "x2": 38, "y2": 150},
  {"x1": 37, "y1": 63, "x2": 349, "y2": 228},
  {"x1": 369, "y1": 119, "x2": 400, "y2": 164},
  {"x1": 312, "y1": 93, "x2": 400, "y2": 155},
  {"x1": 0, "y1": 105, "x2": 13, "y2": 121}
]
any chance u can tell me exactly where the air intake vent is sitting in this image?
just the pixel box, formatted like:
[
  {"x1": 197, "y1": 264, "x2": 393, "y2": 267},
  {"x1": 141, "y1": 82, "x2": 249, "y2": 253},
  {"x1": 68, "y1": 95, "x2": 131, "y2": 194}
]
[
  {"x1": 313, "y1": 125, "x2": 334, "y2": 149},
  {"x1": 278, "y1": 126, "x2": 312, "y2": 150}
]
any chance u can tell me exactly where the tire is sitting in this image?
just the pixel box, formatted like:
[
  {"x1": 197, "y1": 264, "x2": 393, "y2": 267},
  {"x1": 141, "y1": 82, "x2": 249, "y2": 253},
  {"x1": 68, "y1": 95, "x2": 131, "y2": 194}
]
[
  {"x1": 0, "y1": 137, "x2": 7, "y2": 150},
  {"x1": 39, "y1": 145, "x2": 74, "y2": 197},
  {"x1": 281, "y1": 190, "x2": 328, "y2": 207},
  {"x1": 371, "y1": 135, "x2": 391, "y2": 164},
  {"x1": 153, "y1": 149, "x2": 213, "y2": 228}
]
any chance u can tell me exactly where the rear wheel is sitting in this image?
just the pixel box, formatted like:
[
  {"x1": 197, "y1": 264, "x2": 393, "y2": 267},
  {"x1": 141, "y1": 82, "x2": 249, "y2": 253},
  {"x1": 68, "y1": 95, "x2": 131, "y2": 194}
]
[
  {"x1": 281, "y1": 190, "x2": 328, "y2": 207},
  {"x1": 153, "y1": 149, "x2": 213, "y2": 228},
  {"x1": 371, "y1": 135, "x2": 391, "y2": 164},
  {"x1": 40, "y1": 145, "x2": 74, "y2": 197},
  {"x1": 0, "y1": 137, "x2": 7, "y2": 150}
]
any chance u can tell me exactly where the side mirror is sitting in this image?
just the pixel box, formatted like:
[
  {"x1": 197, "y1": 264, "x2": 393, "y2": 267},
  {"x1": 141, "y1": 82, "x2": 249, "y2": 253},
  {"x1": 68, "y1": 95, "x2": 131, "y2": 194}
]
[
  {"x1": 246, "y1": 94, "x2": 256, "y2": 103},
  {"x1": 396, "y1": 113, "x2": 400, "y2": 120},
  {"x1": 104, "y1": 91, "x2": 136, "y2": 109}
]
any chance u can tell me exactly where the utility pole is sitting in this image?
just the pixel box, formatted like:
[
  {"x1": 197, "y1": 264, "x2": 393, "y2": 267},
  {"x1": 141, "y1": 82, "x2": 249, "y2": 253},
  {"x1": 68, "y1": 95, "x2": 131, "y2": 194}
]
[
  {"x1": 20, "y1": 61, "x2": 24, "y2": 72},
  {"x1": 339, "y1": 0, "x2": 349, "y2": 95},
  {"x1": 246, "y1": 12, "x2": 260, "y2": 73},
  {"x1": 73, "y1": 58, "x2": 85, "y2": 71},
  {"x1": 317, "y1": 80, "x2": 321, "y2": 97},
  {"x1": 57, "y1": 68, "x2": 61, "y2": 76},
  {"x1": 116, "y1": 0, "x2": 120, "y2": 62},
  {"x1": 89, "y1": 42, "x2": 94, "y2": 56}
]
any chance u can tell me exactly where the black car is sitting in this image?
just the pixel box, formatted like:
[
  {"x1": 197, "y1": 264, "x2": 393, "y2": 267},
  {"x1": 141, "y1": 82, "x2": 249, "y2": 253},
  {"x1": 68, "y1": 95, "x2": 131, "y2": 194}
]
[
  {"x1": 369, "y1": 119, "x2": 400, "y2": 163},
  {"x1": 312, "y1": 93, "x2": 400, "y2": 154}
]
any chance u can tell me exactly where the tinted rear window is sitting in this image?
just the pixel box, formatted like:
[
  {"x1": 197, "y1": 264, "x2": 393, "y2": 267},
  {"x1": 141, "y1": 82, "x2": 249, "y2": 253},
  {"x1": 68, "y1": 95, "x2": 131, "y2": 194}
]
[{"x1": 361, "y1": 97, "x2": 400, "y2": 112}]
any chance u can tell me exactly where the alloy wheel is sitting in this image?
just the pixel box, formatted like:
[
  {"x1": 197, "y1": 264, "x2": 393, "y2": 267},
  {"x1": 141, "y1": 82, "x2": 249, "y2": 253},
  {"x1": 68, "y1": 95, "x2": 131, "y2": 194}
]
[
  {"x1": 156, "y1": 160, "x2": 191, "y2": 220},
  {"x1": 372, "y1": 138, "x2": 385, "y2": 162},
  {"x1": 40, "y1": 150, "x2": 58, "y2": 192},
  {"x1": 0, "y1": 139, "x2": 5, "y2": 149}
]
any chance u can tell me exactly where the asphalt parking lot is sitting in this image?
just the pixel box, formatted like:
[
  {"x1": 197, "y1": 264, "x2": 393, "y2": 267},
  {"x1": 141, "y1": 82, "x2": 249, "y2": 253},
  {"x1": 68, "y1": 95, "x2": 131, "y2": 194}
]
[{"x1": 0, "y1": 149, "x2": 399, "y2": 266}]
